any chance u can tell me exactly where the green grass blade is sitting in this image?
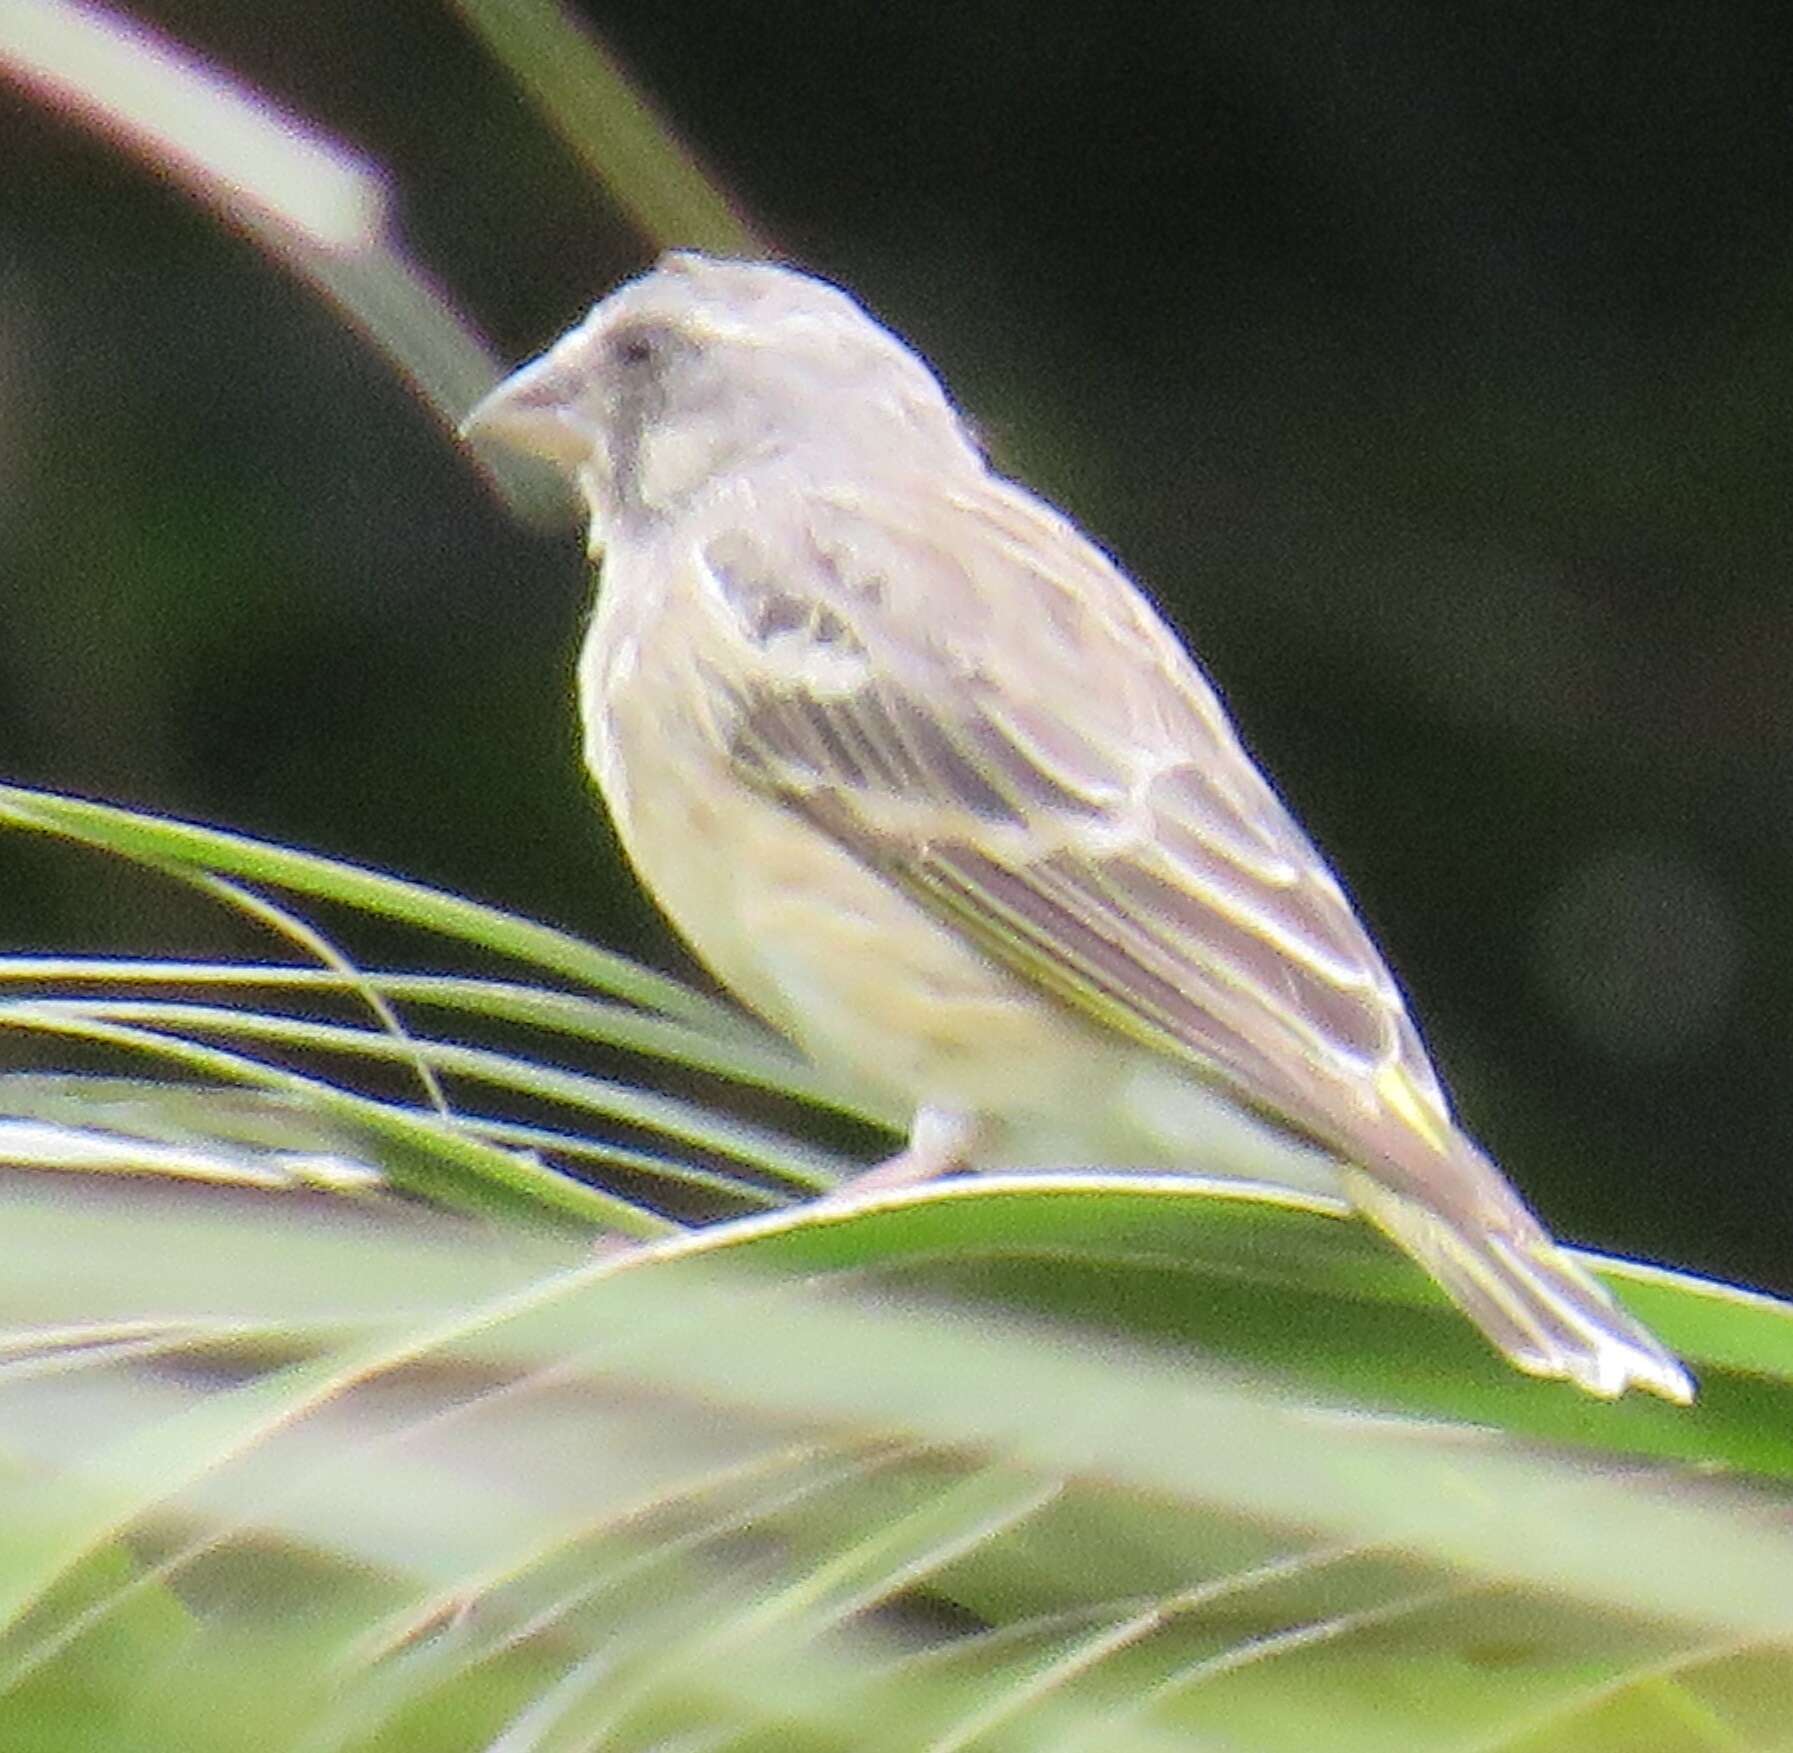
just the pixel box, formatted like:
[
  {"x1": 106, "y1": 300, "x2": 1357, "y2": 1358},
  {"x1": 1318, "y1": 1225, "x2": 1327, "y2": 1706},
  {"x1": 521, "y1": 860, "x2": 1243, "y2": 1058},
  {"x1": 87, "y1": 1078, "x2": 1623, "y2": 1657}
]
[
  {"x1": 0, "y1": 786, "x2": 745, "y2": 1035},
  {"x1": 1, "y1": 998, "x2": 847, "y2": 1192},
  {"x1": 444, "y1": 0, "x2": 761, "y2": 255},
  {"x1": 0, "y1": 958, "x2": 884, "y2": 1125},
  {"x1": 0, "y1": 1005, "x2": 657, "y2": 1230}
]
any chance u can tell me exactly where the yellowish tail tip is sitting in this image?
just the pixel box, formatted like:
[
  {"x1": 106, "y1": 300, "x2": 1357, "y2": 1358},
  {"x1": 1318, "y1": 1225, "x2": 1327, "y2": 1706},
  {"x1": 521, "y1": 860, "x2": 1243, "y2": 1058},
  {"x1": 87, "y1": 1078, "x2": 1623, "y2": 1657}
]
[{"x1": 1340, "y1": 1168, "x2": 1695, "y2": 1404}]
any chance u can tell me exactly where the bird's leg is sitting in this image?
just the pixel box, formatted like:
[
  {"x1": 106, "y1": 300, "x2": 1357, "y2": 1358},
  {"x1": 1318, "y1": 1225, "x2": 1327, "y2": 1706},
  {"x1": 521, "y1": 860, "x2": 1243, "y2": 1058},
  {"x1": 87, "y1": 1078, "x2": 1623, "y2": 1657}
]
[
  {"x1": 851, "y1": 1105, "x2": 982, "y2": 1192},
  {"x1": 594, "y1": 1107, "x2": 981, "y2": 1253}
]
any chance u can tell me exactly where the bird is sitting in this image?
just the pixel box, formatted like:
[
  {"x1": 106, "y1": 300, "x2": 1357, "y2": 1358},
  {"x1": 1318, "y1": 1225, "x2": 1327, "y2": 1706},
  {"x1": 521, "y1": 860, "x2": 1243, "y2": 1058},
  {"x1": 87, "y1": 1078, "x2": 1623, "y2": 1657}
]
[{"x1": 462, "y1": 251, "x2": 1692, "y2": 1403}]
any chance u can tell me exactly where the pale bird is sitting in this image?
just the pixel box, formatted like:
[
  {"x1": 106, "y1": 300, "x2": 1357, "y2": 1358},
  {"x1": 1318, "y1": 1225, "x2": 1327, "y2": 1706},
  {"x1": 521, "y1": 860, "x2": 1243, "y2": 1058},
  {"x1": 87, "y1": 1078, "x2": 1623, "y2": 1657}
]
[{"x1": 463, "y1": 252, "x2": 1692, "y2": 1404}]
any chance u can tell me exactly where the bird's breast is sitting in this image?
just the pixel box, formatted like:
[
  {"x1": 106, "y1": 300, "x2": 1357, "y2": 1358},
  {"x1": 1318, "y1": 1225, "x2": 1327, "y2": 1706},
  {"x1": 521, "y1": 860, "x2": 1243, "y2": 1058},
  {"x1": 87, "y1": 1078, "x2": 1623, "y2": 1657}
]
[{"x1": 573, "y1": 566, "x2": 1116, "y2": 1123}]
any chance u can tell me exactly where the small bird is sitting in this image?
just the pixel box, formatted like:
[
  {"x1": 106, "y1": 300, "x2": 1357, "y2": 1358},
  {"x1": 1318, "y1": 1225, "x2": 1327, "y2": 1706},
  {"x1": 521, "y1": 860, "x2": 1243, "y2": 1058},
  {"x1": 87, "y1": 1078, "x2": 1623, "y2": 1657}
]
[{"x1": 463, "y1": 252, "x2": 1691, "y2": 1403}]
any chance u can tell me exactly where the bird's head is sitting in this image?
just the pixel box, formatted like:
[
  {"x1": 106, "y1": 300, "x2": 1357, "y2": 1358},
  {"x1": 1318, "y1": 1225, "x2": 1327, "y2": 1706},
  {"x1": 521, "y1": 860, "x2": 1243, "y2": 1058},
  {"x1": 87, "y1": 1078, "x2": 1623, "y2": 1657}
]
[{"x1": 462, "y1": 253, "x2": 980, "y2": 538}]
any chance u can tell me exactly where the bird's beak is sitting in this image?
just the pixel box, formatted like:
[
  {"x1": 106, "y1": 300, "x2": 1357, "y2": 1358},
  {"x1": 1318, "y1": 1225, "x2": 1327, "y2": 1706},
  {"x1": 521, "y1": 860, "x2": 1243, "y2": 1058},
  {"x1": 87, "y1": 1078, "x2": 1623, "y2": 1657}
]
[{"x1": 459, "y1": 350, "x2": 598, "y2": 469}]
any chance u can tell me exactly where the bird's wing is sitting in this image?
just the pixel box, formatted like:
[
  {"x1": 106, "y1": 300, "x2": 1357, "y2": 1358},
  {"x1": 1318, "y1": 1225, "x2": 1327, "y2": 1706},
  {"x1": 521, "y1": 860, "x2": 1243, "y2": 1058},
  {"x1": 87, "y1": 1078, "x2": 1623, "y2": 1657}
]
[{"x1": 687, "y1": 477, "x2": 1460, "y2": 1194}]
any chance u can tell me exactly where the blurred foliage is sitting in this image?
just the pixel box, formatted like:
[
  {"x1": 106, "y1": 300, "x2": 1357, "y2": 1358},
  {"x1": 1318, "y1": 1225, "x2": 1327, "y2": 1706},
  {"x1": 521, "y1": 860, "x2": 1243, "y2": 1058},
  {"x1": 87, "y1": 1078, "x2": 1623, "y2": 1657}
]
[
  {"x1": 5, "y1": 3, "x2": 1789, "y2": 1294},
  {"x1": 0, "y1": 790, "x2": 1786, "y2": 1750},
  {"x1": 2, "y1": 1160, "x2": 1789, "y2": 1752}
]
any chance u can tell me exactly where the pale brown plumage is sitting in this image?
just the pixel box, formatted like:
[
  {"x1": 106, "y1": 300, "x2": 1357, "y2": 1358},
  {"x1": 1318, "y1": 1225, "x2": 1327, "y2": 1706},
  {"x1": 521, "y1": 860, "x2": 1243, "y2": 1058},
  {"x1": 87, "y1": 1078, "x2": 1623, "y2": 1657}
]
[{"x1": 464, "y1": 252, "x2": 1692, "y2": 1402}]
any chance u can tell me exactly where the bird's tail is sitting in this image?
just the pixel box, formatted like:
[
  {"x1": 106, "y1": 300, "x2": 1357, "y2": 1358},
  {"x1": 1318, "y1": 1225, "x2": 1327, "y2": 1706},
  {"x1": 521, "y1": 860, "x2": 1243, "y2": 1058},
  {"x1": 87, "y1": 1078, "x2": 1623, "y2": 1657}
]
[{"x1": 1339, "y1": 1164, "x2": 1694, "y2": 1403}]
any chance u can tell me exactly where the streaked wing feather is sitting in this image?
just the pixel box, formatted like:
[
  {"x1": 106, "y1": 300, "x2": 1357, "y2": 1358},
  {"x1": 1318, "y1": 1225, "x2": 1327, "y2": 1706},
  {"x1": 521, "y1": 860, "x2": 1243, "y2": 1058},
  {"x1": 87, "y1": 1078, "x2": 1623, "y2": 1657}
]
[
  {"x1": 696, "y1": 489, "x2": 1452, "y2": 1168},
  {"x1": 924, "y1": 840, "x2": 1325, "y2": 1116}
]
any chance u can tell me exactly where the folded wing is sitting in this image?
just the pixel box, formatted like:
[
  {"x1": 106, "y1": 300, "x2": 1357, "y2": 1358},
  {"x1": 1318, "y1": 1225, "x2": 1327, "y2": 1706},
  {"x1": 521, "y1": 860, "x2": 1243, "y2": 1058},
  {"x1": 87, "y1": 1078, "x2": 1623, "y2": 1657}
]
[{"x1": 690, "y1": 480, "x2": 1461, "y2": 1201}]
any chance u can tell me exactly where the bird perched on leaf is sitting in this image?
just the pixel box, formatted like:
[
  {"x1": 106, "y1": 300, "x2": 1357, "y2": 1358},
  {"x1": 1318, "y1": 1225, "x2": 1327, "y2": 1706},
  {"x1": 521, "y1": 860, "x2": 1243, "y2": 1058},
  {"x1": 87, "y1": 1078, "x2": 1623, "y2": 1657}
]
[{"x1": 463, "y1": 251, "x2": 1691, "y2": 1403}]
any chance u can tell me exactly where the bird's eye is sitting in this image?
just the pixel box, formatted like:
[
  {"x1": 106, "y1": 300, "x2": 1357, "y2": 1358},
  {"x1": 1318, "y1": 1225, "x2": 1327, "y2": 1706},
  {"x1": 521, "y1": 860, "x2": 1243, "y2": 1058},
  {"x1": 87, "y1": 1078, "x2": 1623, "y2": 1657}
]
[{"x1": 611, "y1": 329, "x2": 659, "y2": 369}]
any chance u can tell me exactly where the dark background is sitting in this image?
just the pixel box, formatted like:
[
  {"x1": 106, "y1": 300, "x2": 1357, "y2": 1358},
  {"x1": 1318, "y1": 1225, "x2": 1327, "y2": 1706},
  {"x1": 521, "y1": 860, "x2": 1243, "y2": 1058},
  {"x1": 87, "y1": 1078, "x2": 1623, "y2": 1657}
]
[{"x1": 3, "y1": 3, "x2": 1790, "y2": 1289}]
